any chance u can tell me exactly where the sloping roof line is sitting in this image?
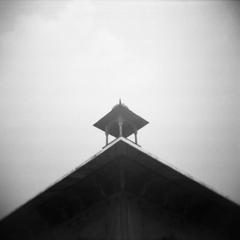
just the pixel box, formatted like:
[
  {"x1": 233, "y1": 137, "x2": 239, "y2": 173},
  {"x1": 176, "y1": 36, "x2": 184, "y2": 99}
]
[
  {"x1": 0, "y1": 137, "x2": 122, "y2": 220},
  {"x1": 45, "y1": 138, "x2": 240, "y2": 209},
  {"x1": 1, "y1": 137, "x2": 239, "y2": 221}
]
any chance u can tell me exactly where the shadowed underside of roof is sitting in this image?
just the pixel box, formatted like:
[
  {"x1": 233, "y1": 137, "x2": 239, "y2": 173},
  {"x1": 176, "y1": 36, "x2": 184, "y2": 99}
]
[{"x1": 0, "y1": 138, "x2": 239, "y2": 239}]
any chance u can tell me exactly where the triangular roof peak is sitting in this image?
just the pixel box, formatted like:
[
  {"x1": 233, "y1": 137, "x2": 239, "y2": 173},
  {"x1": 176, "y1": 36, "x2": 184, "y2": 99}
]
[{"x1": 93, "y1": 101, "x2": 148, "y2": 146}]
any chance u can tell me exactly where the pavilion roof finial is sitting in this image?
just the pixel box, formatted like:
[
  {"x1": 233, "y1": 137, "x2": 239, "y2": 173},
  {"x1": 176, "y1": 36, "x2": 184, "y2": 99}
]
[{"x1": 119, "y1": 98, "x2": 122, "y2": 105}]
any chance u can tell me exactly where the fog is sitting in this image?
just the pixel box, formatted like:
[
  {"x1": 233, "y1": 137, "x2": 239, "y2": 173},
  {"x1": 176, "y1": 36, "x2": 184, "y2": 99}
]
[{"x1": 0, "y1": 0, "x2": 239, "y2": 219}]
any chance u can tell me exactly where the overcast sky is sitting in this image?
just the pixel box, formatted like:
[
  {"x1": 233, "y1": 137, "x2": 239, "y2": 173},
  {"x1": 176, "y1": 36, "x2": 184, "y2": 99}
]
[{"x1": 0, "y1": 0, "x2": 239, "y2": 219}]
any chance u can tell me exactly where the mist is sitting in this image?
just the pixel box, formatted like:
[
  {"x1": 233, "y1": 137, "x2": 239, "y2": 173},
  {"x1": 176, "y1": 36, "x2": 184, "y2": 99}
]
[{"x1": 0, "y1": 0, "x2": 239, "y2": 219}]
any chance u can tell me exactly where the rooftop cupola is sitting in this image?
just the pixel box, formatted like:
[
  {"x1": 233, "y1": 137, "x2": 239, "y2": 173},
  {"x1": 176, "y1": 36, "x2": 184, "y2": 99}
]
[{"x1": 93, "y1": 100, "x2": 149, "y2": 146}]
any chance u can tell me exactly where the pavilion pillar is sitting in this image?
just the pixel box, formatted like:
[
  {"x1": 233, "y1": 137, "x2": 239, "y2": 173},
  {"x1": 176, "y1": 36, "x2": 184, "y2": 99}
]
[
  {"x1": 118, "y1": 120, "x2": 123, "y2": 137},
  {"x1": 134, "y1": 130, "x2": 138, "y2": 144},
  {"x1": 105, "y1": 127, "x2": 109, "y2": 146}
]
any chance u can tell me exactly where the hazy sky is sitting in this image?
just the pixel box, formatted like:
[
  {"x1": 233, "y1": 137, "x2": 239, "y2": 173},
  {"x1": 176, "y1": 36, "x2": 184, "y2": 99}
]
[{"x1": 0, "y1": 0, "x2": 239, "y2": 219}]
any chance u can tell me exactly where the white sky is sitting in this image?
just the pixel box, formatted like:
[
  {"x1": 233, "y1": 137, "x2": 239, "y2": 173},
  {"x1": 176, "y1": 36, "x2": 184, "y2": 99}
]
[{"x1": 0, "y1": 0, "x2": 239, "y2": 219}]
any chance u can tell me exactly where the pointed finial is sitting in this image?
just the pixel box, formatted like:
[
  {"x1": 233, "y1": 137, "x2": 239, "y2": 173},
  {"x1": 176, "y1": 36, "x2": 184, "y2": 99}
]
[{"x1": 119, "y1": 98, "x2": 122, "y2": 105}]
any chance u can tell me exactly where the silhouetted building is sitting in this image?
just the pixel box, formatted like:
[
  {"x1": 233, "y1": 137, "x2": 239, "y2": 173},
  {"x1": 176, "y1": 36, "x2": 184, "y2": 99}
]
[{"x1": 0, "y1": 101, "x2": 239, "y2": 240}]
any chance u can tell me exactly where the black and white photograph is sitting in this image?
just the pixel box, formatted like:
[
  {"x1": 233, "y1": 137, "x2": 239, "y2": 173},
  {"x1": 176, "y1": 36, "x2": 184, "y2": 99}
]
[{"x1": 0, "y1": 0, "x2": 239, "y2": 239}]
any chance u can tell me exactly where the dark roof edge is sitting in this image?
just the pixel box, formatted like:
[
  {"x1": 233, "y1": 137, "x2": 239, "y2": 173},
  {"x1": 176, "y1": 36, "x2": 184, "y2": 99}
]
[
  {"x1": 0, "y1": 138, "x2": 122, "y2": 221},
  {"x1": 1, "y1": 137, "x2": 239, "y2": 221}
]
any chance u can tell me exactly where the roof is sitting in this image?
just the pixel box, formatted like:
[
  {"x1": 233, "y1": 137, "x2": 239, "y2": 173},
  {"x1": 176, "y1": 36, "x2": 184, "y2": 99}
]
[
  {"x1": 93, "y1": 104, "x2": 149, "y2": 137},
  {"x1": 1, "y1": 138, "x2": 240, "y2": 236}
]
